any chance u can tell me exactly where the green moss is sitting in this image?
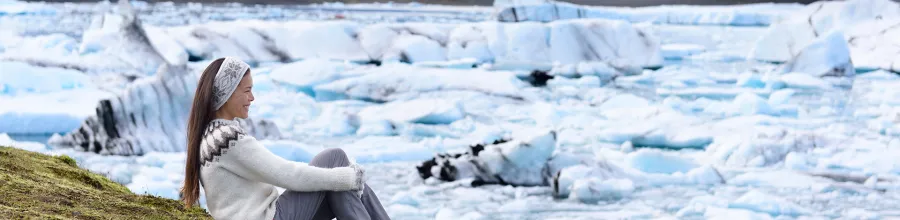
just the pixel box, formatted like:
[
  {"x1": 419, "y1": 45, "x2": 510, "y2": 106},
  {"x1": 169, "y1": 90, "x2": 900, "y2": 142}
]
[{"x1": 0, "y1": 146, "x2": 211, "y2": 219}]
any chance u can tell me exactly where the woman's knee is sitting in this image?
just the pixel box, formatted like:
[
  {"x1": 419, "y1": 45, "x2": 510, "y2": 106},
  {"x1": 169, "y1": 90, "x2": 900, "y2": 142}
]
[{"x1": 310, "y1": 148, "x2": 350, "y2": 167}]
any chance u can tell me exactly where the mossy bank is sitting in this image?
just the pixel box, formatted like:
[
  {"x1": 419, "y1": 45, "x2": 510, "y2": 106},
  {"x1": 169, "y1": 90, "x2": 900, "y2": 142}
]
[{"x1": 0, "y1": 146, "x2": 211, "y2": 219}]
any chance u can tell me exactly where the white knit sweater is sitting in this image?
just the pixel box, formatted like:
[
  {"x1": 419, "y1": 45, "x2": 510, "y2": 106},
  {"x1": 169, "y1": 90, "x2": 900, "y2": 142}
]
[{"x1": 199, "y1": 119, "x2": 359, "y2": 220}]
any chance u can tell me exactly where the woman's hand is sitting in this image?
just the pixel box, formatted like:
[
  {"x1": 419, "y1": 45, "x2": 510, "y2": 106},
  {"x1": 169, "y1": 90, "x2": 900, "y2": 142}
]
[{"x1": 349, "y1": 163, "x2": 366, "y2": 198}]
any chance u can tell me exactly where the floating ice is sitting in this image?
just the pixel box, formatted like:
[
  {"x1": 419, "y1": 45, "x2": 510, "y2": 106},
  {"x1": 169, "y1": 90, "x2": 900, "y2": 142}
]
[
  {"x1": 706, "y1": 128, "x2": 823, "y2": 167},
  {"x1": 268, "y1": 59, "x2": 362, "y2": 96},
  {"x1": 0, "y1": 61, "x2": 92, "y2": 95},
  {"x1": 357, "y1": 98, "x2": 465, "y2": 125},
  {"x1": 569, "y1": 178, "x2": 635, "y2": 203},
  {"x1": 728, "y1": 190, "x2": 813, "y2": 217},
  {"x1": 776, "y1": 72, "x2": 833, "y2": 89},
  {"x1": 312, "y1": 65, "x2": 526, "y2": 102},
  {"x1": 778, "y1": 31, "x2": 854, "y2": 77},
  {"x1": 548, "y1": 19, "x2": 662, "y2": 67},
  {"x1": 704, "y1": 207, "x2": 774, "y2": 220},
  {"x1": 625, "y1": 149, "x2": 699, "y2": 174},
  {"x1": 729, "y1": 170, "x2": 834, "y2": 188},
  {"x1": 661, "y1": 44, "x2": 706, "y2": 60},
  {"x1": 495, "y1": 2, "x2": 801, "y2": 26},
  {"x1": 749, "y1": 0, "x2": 900, "y2": 72},
  {"x1": 0, "y1": 88, "x2": 113, "y2": 134}
]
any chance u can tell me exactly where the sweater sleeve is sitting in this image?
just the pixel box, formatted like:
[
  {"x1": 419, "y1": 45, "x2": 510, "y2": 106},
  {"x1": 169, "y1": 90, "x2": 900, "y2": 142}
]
[{"x1": 218, "y1": 136, "x2": 359, "y2": 192}]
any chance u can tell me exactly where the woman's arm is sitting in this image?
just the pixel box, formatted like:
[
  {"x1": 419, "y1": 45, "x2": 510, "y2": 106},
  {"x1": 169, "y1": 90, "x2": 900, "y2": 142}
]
[{"x1": 218, "y1": 136, "x2": 359, "y2": 192}]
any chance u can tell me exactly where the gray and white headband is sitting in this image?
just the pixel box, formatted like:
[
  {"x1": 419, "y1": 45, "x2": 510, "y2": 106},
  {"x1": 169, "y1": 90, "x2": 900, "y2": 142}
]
[{"x1": 212, "y1": 57, "x2": 251, "y2": 111}]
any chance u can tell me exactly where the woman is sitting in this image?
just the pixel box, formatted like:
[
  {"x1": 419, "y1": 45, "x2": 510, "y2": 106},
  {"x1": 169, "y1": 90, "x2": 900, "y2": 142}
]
[{"x1": 182, "y1": 57, "x2": 390, "y2": 220}]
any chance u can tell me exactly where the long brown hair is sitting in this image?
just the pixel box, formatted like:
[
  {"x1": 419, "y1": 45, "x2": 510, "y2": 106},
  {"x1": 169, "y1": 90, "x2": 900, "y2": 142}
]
[{"x1": 182, "y1": 58, "x2": 225, "y2": 208}]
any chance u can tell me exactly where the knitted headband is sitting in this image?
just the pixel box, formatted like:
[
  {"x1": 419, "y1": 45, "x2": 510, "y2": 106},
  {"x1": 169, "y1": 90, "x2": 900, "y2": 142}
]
[{"x1": 212, "y1": 57, "x2": 250, "y2": 111}]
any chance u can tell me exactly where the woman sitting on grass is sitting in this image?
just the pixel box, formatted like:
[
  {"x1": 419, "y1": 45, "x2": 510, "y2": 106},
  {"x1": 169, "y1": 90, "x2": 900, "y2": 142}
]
[{"x1": 181, "y1": 57, "x2": 390, "y2": 220}]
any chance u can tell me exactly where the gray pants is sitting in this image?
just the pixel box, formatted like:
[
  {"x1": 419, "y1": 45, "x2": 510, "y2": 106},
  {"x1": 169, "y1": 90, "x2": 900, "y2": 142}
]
[{"x1": 274, "y1": 148, "x2": 391, "y2": 220}]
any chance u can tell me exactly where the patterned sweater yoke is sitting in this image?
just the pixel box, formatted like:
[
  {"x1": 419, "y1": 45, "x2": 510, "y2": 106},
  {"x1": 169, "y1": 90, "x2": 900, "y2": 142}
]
[{"x1": 201, "y1": 119, "x2": 246, "y2": 166}]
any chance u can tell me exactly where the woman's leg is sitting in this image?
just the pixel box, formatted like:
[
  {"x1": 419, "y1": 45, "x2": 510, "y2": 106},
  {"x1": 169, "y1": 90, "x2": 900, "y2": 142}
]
[
  {"x1": 274, "y1": 148, "x2": 370, "y2": 220},
  {"x1": 359, "y1": 183, "x2": 391, "y2": 220}
]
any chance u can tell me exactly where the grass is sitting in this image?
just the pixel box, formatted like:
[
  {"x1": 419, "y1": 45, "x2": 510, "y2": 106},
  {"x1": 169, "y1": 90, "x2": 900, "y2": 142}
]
[{"x1": 0, "y1": 146, "x2": 211, "y2": 219}]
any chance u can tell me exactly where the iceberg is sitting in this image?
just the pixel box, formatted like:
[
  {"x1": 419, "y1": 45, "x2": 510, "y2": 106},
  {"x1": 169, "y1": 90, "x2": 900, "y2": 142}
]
[
  {"x1": 312, "y1": 64, "x2": 527, "y2": 102},
  {"x1": 494, "y1": 2, "x2": 802, "y2": 26},
  {"x1": 548, "y1": 19, "x2": 662, "y2": 67},
  {"x1": 777, "y1": 31, "x2": 854, "y2": 77},
  {"x1": 705, "y1": 128, "x2": 823, "y2": 167},
  {"x1": 415, "y1": 129, "x2": 556, "y2": 186},
  {"x1": 749, "y1": 0, "x2": 900, "y2": 72},
  {"x1": 44, "y1": 1, "x2": 280, "y2": 156},
  {"x1": 167, "y1": 19, "x2": 661, "y2": 68}
]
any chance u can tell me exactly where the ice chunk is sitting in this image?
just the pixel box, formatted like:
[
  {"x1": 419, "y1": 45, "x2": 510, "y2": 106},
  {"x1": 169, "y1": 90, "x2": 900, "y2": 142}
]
[
  {"x1": 675, "y1": 195, "x2": 730, "y2": 217},
  {"x1": 356, "y1": 119, "x2": 397, "y2": 136},
  {"x1": 491, "y1": 22, "x2": 551, "y2": 64},
  {"x1": 598, "y1": 94, "x2": 650, "y2": 111},
  {"x1": 413, "y1": 58, "x2": 479, "y2": 69},
  {"x1": 703, "y1": 92, "x2": 775, "y2": 116},
  {"x1": 661, "y1": 44, "x2": 706, "y2": 60},
  {"x1": 735, "y1": 73, "x2": 766, "y2": 89},
  {"x1": 706, "y1": 129, "x2": 822, "y2": 167},
  {"x1": 143, "y1": 26, "x2": 188, "y2": 66},
  {"x1": 776, "y1": 73, "x2": 833, "y2": 89},
  {"x1": 0, "y1": 61, "x2": 92, "y2": 95},
  {"x1": 570, "y1": 178, "x2": 635, "y2": 203},
  {"x1": 749, "y1": 0, "x2": 900, "y2": 72},
  {"x1": 704, "y1": 207, "x2": 774, "y2": 220},
  {"x1": 418, "y1": 129, "x2": 557, "y2": 186},
  {"x1": 548, "y1": 19, "x2": 662, "y2": 67},
  {"x1": 553, "y1": 163, "x2": 629, "y2": 197},
  {"x1": 778, "y1": 31, "x2": 854, "y2": 77},
  {"x1": 728, "y1": 190, "x2": 813, "y2": 217},
  {"x1": 0, "y1": 88, "x2": 113, "y2": 134},
  {"x1": 783, "y1": 152, "x2": 811, "y2": 170},
  {"x1": 729, "y1": 170, "x2": 833, "y2": 188},
  {"x1": 445, "y1": 24, "x2": 494, "y2": 63},
  {"x1": 625, "y1": 149, "x2": 699, "y2": 174},
  {"x1": 268, "y1": 59, "x2": 361, "y2": 96},
  {"x1": 767, "y1": 89, "x2": 795, "y2": 106},
  {"x1": 383, "y1": 34, "x2": 447, "y2": 63},
  {"x1": 262, "y1": 21, "x2": 370, "y2": 62},
  {"x1": 357, "y1": 98, "x2": 464, "y2": 125},
  {"x1": 844, "y1": 208, "x2": 879, "y2": 219},
  {"x1": 313, "y1": 65, "x2": 525, "y2": 102}
]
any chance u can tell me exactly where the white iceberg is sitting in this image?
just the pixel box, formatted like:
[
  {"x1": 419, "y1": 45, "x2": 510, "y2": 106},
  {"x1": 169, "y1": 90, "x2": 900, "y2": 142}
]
[
  {"x1": 749, "y1": 0, "x2": 900, "y2": 72},
  {"x1": 778, "y1": 31, "x2": 854, "y2": 77},
  {"x1": 312, "y1": 65, "x2": 527, "y2": 102}
]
